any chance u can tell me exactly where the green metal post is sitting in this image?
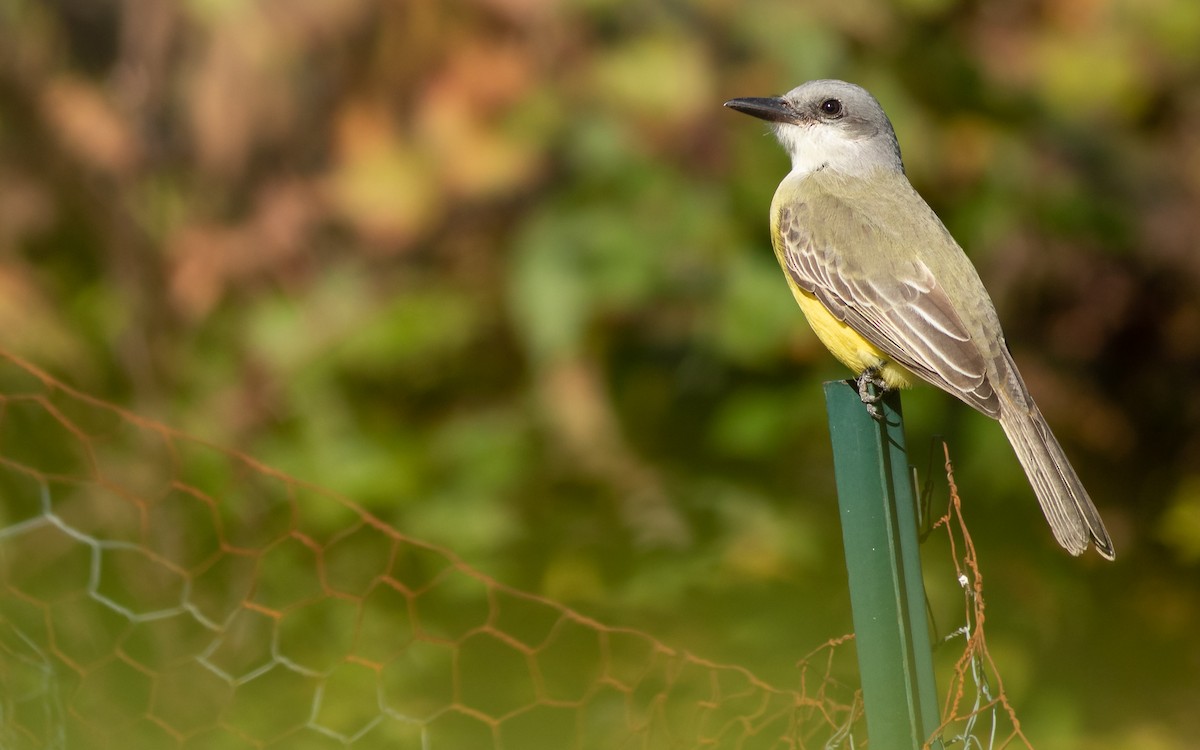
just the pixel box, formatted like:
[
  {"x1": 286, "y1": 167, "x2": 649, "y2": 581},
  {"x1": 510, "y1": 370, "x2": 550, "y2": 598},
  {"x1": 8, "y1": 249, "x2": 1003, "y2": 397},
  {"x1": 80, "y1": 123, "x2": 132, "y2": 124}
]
[{"x1": 823, "y1": 380, "x2": 942, "y2": 749}]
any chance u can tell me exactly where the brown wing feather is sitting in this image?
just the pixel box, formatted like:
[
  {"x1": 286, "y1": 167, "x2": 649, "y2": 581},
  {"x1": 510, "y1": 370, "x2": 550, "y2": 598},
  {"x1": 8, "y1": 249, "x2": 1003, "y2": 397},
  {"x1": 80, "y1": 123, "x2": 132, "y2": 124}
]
[{"x1": 776, "y1": 201, "x2": 1000, "y2": 417}]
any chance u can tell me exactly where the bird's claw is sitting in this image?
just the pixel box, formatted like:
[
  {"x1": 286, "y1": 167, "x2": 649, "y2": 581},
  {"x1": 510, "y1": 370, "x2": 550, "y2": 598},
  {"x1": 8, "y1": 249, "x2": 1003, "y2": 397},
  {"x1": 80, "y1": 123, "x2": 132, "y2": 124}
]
[{"x1": 856, "y1": 368, "x2": 888, "y2": 421}]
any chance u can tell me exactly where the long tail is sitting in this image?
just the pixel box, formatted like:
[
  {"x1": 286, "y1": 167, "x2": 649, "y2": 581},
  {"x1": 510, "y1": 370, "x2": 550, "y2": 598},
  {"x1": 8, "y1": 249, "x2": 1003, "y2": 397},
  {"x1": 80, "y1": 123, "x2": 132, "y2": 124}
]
[{"x1": 997, "y1": 396, "x2": 1115, "y2": 560}]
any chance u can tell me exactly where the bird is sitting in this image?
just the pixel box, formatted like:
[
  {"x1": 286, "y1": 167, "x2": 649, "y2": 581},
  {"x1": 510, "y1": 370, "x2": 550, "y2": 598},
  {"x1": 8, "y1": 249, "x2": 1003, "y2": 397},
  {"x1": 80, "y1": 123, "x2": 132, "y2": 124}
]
[{"x1": 724, "y1": 79, "x2": 1114, "y2": 560}]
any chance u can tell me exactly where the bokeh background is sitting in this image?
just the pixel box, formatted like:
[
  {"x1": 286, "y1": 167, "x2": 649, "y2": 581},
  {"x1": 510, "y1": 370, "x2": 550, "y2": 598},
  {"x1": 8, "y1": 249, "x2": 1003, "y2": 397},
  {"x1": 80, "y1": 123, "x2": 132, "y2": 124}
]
[{"x1": 2, "y1": 0, "x2": 1200, "y2": 747}]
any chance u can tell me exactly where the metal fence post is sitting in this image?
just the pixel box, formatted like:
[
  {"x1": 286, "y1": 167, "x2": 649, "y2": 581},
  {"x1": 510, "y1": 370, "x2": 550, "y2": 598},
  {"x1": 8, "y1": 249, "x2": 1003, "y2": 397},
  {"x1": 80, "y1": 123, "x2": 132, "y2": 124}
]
[{"x1": 823, "y1": 380, "x2": 942, "y2": 749}]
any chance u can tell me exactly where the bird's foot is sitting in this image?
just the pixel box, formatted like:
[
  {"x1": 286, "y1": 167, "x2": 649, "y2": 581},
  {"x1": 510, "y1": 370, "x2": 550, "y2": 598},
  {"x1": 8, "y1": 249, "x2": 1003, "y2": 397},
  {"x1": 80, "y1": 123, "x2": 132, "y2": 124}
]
[{"x1": 856, "y1": 368, "x2": 889, "y2": 421}]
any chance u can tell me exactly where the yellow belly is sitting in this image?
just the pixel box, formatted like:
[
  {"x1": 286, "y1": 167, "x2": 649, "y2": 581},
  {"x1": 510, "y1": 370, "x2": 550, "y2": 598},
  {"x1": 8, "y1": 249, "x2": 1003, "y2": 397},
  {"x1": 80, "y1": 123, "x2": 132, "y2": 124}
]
[{"x1": 790, "y1": 284, "x2": 914, "y2": 389}]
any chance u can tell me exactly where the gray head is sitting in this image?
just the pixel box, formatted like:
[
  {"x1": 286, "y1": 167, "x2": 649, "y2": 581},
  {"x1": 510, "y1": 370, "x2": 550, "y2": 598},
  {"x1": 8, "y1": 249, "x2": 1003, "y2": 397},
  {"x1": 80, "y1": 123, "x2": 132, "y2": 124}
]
[{"x1": 725, "y1": 79, "x2": 904, "y2": 177}]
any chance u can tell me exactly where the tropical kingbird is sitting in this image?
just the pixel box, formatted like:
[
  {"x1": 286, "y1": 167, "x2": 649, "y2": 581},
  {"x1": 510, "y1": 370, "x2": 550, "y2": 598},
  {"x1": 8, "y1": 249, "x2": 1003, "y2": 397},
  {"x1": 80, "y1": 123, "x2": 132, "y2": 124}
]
[{"x1": 725, "y1": 79, "x2": 1114, "y2": 559}]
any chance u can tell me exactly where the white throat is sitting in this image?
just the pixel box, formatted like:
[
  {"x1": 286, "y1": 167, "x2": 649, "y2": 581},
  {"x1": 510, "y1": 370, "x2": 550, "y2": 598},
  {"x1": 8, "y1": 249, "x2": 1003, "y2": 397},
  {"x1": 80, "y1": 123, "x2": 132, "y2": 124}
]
[{"x1": 774, "y1": 122, "x2": 901, "y2": 178}]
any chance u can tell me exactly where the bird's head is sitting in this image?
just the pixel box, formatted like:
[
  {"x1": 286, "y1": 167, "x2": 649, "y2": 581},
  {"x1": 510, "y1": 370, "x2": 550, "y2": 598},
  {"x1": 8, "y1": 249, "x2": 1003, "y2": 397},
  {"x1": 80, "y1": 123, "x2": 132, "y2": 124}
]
[{"x1": 725, "y1": 79, "x2": 904, "y2": 178}]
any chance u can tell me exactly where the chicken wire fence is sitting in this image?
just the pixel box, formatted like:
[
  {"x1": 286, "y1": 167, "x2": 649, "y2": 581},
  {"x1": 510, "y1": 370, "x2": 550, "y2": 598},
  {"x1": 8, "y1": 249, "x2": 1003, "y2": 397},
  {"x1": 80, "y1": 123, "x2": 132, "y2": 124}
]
[{"x1": 0, "y1": 350, "x2": 1030, "y2": 749}]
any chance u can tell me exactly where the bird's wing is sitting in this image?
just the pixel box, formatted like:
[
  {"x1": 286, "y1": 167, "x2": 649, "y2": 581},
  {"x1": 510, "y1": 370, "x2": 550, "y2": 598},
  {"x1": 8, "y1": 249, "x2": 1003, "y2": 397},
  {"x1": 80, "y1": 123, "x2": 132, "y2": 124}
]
[{"x1": 775, "y1": 197, "x2": 1001, "y2": 417}]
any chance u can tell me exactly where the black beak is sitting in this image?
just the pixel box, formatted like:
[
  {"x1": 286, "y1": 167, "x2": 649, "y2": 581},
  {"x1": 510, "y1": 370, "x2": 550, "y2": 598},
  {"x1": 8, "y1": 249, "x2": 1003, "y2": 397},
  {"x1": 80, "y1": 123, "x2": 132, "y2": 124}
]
[{"x1": 723, "y1": 96, "x2": 795, "y2": 124}]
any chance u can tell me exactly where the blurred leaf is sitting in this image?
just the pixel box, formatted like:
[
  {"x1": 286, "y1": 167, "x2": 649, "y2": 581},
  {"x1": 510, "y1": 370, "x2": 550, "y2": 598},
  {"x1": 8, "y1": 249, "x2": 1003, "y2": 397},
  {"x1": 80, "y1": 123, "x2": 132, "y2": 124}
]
[
  {"x1": 337, "y1": 286, "x2": 482, "y2": 377},
  {"x1": 541, "y1": 553, "x2": 607, "y2": 604},
  {"x1": 710, "y1": 252, "x2": 800, "y2": 365},
  {"x1": 329, "y1": 105, "x2": 443, "y2": 244},
  {"x1": 588, "y1": 36, "x2": 714, "y2": 127},
  {"x1": 735, "y1": 7, "x2": 848, "y2": 82},
  {"x1": 1135, "y1": 0, "x2": 1200, "y2": 65},
  {"x1": 707, "y1": 388, "x2": 793, "y2": 458},
  {"x1": 509, "y1": 214, "x2": 592, "y2": 361},
  {"x1": 416, "y1": 41, "x2": 552, "y2": 198},
  {"x1": 715, "y1": 490, "x2": 814, "y2": 580},
  {"x1": 40, "y1": 77, "x2": 136, "y2": 173},
  {"x1": 1160, "y1": 476, "x2": 1200, "y2": 564},
  {"x1": 509, "y1": 204, "x2": 662, "y2": 361},
  {"x1": 184, "y1": 0, "x2": 252, "y2": 24},
  {"x1": 406, "y1": 409, "x2": 534, "y2": 558},
  {"x1": 1032, "y1": 31, "x2": 1144, "y2": 120}
]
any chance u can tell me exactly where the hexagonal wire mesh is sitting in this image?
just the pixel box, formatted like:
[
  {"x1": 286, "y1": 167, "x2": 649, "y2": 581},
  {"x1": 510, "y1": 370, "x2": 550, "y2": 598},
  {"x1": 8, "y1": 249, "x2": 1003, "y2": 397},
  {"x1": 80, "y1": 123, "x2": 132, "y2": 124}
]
[{"x1": 0, "y1": 351, "x2": 1031, "y2": 749}]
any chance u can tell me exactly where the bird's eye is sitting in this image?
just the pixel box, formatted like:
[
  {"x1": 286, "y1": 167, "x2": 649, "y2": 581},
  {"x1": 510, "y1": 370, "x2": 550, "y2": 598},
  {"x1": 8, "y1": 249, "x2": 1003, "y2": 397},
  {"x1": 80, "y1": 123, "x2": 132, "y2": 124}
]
[{"x1": 820, "y1": 98, "x2": 843, "y2": 117}]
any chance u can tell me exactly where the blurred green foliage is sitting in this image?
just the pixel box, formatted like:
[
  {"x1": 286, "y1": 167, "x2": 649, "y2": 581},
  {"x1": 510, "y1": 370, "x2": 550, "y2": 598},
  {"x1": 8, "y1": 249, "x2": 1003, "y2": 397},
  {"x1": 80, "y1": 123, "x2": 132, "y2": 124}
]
[{"x1": 3, "y1": 0, "x2": 1200, "y2": 746}]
